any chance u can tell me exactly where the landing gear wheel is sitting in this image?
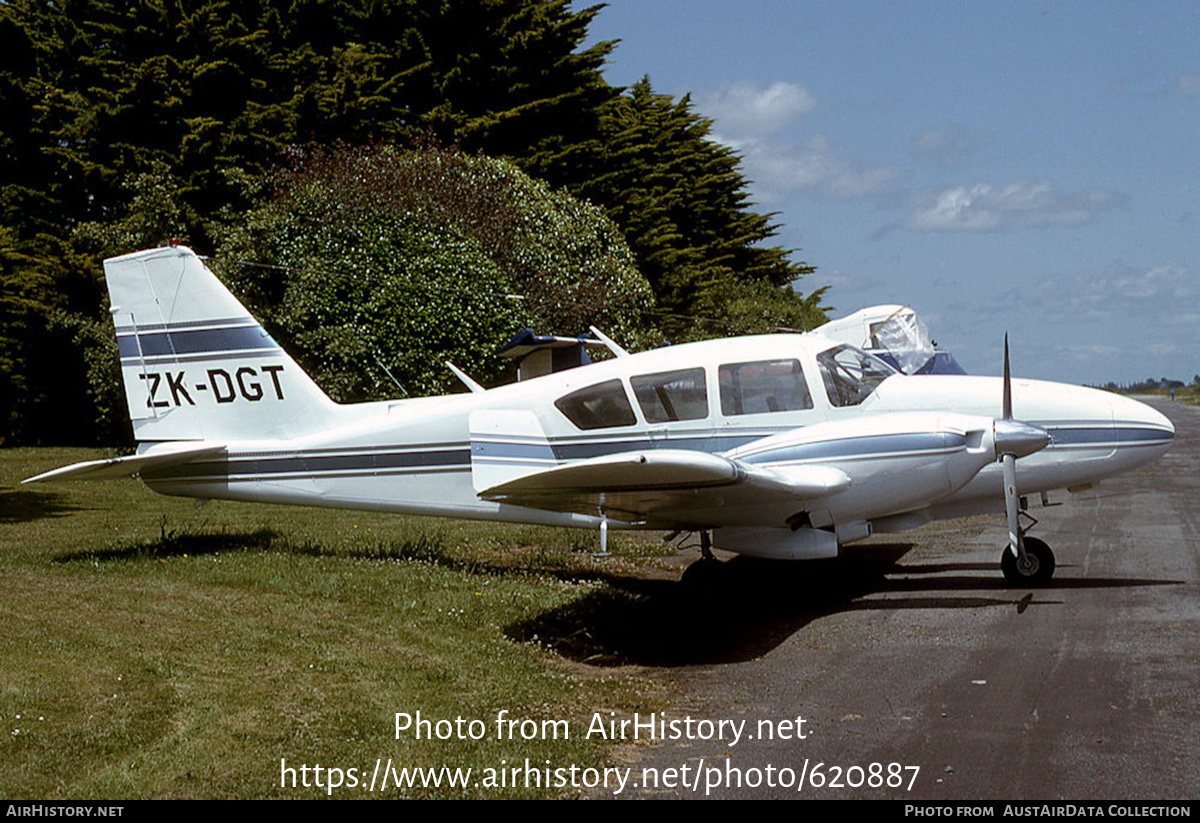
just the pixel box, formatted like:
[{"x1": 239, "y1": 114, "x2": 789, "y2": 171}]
[{"x1": 1000, "y1": 536, "x2": 1056, "y2": 587}]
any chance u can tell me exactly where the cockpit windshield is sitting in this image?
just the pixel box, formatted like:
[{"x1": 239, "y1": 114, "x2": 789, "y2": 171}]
[{"x1": 816, "y1": 344, "x2": 897, "y2": 407}]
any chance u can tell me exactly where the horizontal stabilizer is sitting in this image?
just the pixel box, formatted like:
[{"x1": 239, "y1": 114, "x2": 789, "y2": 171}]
[{"x1": 22, "y1": 443, "x2": 227, "y2": 484}]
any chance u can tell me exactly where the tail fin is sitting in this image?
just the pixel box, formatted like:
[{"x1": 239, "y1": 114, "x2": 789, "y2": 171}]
[{"x1": 108, "y1": 245, "x2": 340, "y2": 442}]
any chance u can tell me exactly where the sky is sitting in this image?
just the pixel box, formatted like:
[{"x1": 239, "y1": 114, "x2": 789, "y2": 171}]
[{"x1": 577, "y1": 0, "x2": 1199, "y2": 386}]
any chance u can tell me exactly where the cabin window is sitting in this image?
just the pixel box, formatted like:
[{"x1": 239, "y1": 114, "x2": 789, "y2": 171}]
[
  {"x1": 554, "y1": 379, "x2": 637, "y2": 430},
  {"x1": 631, "y1": 368, "x2": 708, "y2": 423},
  {"x1": 817, "y1": 344, "x2": 895, "y2": 407},
  {"x1": 718, "y1": 359, "x2": 813, "y2": 416}
]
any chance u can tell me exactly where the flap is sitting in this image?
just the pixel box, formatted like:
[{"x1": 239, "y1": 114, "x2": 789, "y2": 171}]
[{"x1": 469, "y1": 409, "x2": 558, "y2": 493}]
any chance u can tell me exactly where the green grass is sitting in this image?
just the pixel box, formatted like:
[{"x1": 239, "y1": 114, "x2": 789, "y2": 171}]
[{"x1": 0, "y1": 448, "x2": 676, "y2": 798}]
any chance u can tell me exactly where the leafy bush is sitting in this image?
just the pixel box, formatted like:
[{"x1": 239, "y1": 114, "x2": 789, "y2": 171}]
[{"x1": 216, "y1": 145, "x2": 654, "y2": 400}]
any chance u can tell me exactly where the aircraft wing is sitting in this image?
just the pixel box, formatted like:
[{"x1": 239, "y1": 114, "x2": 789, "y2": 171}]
[
  {"x1": 476, "y1": 449, "x2": 851, "y2": 526},
  {"x1": 22, "y1": 443, "x2": 227, "y2": 484}
]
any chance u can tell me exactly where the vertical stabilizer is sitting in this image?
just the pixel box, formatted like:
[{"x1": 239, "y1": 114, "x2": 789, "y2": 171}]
[{"x1": 108, "y1": 245, "x2": 340, "y2": 442}]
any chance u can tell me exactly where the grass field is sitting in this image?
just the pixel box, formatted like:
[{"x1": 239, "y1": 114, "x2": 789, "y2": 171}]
[{"x1": 0, "y1": 448, "x2": 678, "y2": 798}]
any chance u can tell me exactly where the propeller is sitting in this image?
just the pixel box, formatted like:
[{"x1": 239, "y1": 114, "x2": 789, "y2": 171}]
[{"x1": 993, "y1": 335, "x2": 1051, "y2": 559}]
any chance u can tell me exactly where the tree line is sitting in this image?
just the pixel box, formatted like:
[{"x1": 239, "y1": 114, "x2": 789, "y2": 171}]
[{"x1": 0, "y1": 0, "x2": 826, "y2": 445}]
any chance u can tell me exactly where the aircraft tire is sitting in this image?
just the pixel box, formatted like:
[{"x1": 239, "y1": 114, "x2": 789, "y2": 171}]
[{"x1": 1000, "y1": 536, "x2": 1055, "y2": 587}]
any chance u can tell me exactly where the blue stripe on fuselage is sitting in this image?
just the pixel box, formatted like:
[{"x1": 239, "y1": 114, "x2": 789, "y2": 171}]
[
  {"x1": 141, "y1": 423, "x2": 1170, "y2": 483},
  {"x1": 146, "y1": 448, "x2": 470, "y2": 480},
  {"x1": 1045, "y1": 426, "x2": 1174, "y2": 446},
  {"x1": 471, "y1": 440, "x2": 558, "y2": 462}
]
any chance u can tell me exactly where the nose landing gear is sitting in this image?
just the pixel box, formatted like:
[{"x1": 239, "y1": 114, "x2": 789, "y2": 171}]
[{"x1": 1000, "y1": 535, "x2": 1056, "y2": 587}]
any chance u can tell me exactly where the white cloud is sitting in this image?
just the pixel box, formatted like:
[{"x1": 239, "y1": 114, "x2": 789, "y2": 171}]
[
  {"x1": 1059, "y1": 263, "x2": 1193, "y2": 318},
  {"x1": 1118, "y1": 263, "x2": 1192, "y2": 299},
  {"x1": 719, "y1": 134, "x2": 903, "y2": 203},
  {"x1": 1173, "y1": 74, "x2": 1200, "y2": 97},
  {"x1": 821, "y1": 268, "x2": 887, "y2": 299},
  {"x1": 912, "y1": 124, "x2": 988, "y2": 168},
  {"x1": 903, "y1": 180, "x2": 1126, "y2": 232},
  {"x1": 701, "y1": 81, "x2": 816, "y2": 138},
  {"x1": 1061, "y1": 344, "x2": 1121, "y2": 357},
  {"x1": 906, "y1": 185, "x2": 1003, "y2": 232},
  {"x1": 825, "y1": 164, "x2": 904, "y2": 200},
  {"x1": 697, "y1": 80, "x2": 903, "y2": 203}
]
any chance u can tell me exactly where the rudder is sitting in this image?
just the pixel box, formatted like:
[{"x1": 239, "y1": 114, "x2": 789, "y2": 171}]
[{"x1": 108, "y1": 245, "x2": 339, "y2": 442}]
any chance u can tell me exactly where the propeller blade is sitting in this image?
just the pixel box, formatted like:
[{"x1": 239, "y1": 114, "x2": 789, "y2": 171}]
[
  {"x1": 1003, "y1": 453, "x2": 1022, "y2": 557},
  {"x1": 1002, "y1": 333, "x2": 1012, "y2": 421},
  {"x1": 1000, "y1": 335, "x2": 1031, "y2": 559},
  {"x1": 994, "y1": 334, "x2": 1050, "y2": 459}
]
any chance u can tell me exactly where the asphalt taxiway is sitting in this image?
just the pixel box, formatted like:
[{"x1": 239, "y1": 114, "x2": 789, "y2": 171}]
[{"x1": 625, "y1": 398, "x2": 1197, "y2": 799}]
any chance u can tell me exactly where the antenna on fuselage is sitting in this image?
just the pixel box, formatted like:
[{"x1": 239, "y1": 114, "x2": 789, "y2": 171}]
[
  {"x1": 373, "y1": 353, "x2": 407, "y2": 396},
  {"x1": 588, "y1": 326, "x2": 629, "y2": 358},
  {"x1": 446, "y1": 361, "x2": 485, "y2": 393}
]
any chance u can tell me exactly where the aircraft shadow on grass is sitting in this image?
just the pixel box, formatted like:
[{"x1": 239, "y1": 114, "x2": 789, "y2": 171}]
[
  {"x1": 51, "y1": 525, "x2": 279, "y2": 562},
  {"x1": 0, "y1": 487, "x2": 87, "y2": 524},
  {"x1": 47, "y1": 524, "x2": 1181, "y2": 666}
]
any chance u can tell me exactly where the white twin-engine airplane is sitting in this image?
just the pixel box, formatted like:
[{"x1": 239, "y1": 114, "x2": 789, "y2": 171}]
[{"x1": 26, "y1": 245, "x2": 1175, "y2": 586}]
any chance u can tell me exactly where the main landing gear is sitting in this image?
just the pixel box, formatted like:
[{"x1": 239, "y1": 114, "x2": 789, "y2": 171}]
[
  {"x1": 1000, "y1": 535, "x2": 1056, "y2": 587},
  {"x1": 680, "y1": 531, "x2": 723, "y2": 589}
]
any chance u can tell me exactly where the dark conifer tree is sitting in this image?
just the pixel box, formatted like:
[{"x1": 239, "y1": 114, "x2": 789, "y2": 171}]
[
  {"x1": 571, "y1": 79, "x2": 822, "y2": 339},
  {"x1": 0, "y1": 0, "x2": 825, "y2": 443}
]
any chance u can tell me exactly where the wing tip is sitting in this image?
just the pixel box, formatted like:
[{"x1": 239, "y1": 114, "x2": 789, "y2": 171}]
[{"x1": 21, "y1": 443, "x2": 227, "y2": 484}]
